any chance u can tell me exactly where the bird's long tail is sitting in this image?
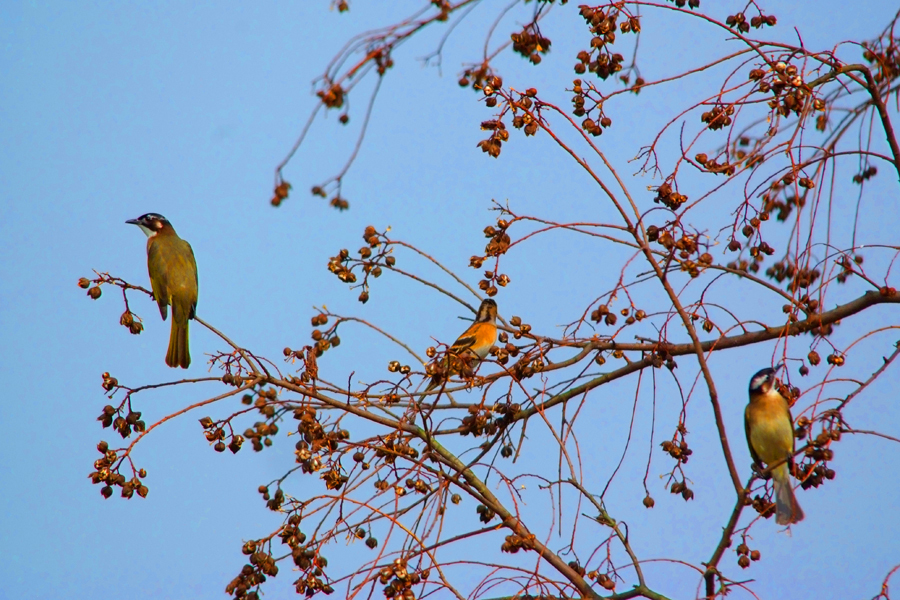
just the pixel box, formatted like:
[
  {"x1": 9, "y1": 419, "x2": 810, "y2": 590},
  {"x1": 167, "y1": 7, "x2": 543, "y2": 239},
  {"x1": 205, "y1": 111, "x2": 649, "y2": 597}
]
[
  {"x1": 166, "y1": 313, "x2": 191, "y2": 369},
  {"x1": 418, "y1": 378, "x2": 438, "y2": 405},
  {"x1": 773, "y1": 463, "x2": 804, "y2": 525}
]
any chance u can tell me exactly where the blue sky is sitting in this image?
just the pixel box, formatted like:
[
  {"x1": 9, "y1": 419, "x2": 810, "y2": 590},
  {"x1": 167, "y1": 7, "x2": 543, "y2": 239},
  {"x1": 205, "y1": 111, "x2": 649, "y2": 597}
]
[{"x1": 1, "y1": 2, "x2": 898, "y2": 599}]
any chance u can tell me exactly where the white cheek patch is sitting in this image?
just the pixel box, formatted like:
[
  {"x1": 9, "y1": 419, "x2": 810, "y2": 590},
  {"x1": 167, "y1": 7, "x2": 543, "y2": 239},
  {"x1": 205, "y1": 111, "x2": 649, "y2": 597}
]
[
  {"x1": 137, "y1": 223, "x2": 156, "y2": 238},
  {"x1": 750, "y1": 374, "x2": 768, "y2": 391}
]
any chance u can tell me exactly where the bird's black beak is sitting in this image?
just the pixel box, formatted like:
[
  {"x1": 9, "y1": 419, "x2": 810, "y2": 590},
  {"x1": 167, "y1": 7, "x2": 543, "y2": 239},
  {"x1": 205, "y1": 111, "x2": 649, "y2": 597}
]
[
  {"x1": 126, "y1": 218, "x2": 140, "y2": 225},
  {"x1": 774, "y1": 362, "x2": 785, "y2": 372}
]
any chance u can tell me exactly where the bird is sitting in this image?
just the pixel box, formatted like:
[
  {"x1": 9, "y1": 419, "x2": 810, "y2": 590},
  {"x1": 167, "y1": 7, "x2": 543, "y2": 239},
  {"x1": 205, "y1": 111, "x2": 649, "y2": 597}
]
[
  {"x1": 127, "y1": 213, "x2": 198, "y2": 369},
  {"x1": 421, "y1": 298, "x2": 498, "y2": 398},
  {"x1": 744, "y1": 365, "x2": 804, "y2": 525}
]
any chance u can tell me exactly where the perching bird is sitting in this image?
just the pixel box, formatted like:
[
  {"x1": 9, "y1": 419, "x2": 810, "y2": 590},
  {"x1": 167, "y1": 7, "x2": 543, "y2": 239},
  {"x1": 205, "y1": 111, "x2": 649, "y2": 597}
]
[
  {"x1": 744, "y1": 365, "x2": 804, "y2": 525},
  {"x1": 421, "y1": 298, "x2": 498, "y2": 397},
  {"x1": 127, "y1": 213, "x2": 198, "y2": 369}
]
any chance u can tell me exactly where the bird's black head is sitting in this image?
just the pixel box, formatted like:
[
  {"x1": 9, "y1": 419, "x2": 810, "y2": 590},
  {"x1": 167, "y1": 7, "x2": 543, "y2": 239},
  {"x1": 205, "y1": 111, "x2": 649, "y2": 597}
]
[
  {"x1": 748, "y1": 364, "x2": 783, "y2": 395},
  {"x1": 476, "y1": 298, "x2": 498, "y2": 323},
  {"x1": 126, "y1": 213, "x2": 172, "y2": 237}
]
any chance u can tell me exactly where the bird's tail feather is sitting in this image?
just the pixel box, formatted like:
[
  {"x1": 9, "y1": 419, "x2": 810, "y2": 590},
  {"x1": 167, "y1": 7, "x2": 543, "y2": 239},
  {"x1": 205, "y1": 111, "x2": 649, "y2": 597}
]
[
  {"x1": 166, "y1": 318, "x2": 191, "y2": 369},
  {"x1": 773, "y1": 464, "x2": 804, "y2": 525}
]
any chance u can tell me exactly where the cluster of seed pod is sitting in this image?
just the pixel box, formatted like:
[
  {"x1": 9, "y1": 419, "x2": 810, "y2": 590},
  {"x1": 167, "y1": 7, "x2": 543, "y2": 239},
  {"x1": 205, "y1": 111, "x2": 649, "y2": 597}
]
[
  {"x1": 88, "y1": 440, "x2": 149, "y2": 499},
  {"x1": 649, "y1": 224, "x2": 713, "y2": 278},
  {"x1": 461, "y1": 405, "x2": 499, "y2": 437},
  {"x1": 304, "y1": 312, "x2": 341, "y2": 357},
  {"x1": 795, "y1": 417, "x2": 840, "y2": 490},
  {"x1": 478, "y1": 75, "x2": 504, "y2": 110},
  {"x1": 510, "y1": 26, "x2": 551, "y2": 64},
  {"x1": 98, "y1": 402, "x2": 146, "y2": 439},
  {"x1": 200, "y1": 415, "x2": 244, "y2": 454},
  {"x1": 255, "y1": 483, "x2": 279, "y2": 508},
  {"x1": 574, "y1": 5, "x2": 632, "y2": 80},
  {"x1": 458, "y1": 63, "x2": 495, "y2": 92},
  {"x1": 243, "y1": 419, "x2": 278, "y2": 452},
  {"x1": 353, "y1": 525, "x2": 378, "y2": 549},
  {"x1": 862, "y1": 39, "x2": 900, "y2": 83},
  {"x1": 372, "y1": 47, "x2": 394, "y2": 76},
  {"x1": 735, "y1": 542, "x2": 762, "y2": 569},
  {"x1": 661, "y1": 430, "x2": 693, "y2": 465},
  {"x1": 225, "y1": 564, "x2": 270, "y2": 600},
  {"x1": 388, "y1": 359, "x2": 413, "y2": 376},
  {"x1": 475, "y1": 265, "x2": 510, "y2": 298},
  {"x1": 101, "y1": 372, "x2": 118, "y2": 392},
  {"x1": 115, "y1": 310, "x2": 143, "y2": 334},
  {"x1": 285, "y1": 531, "x2": 334, "y2": 597},
  {"x1": 748, "y1": 494, "x2": 776, "y2": 519},
  {"x1": 244, "y1": 386, "x2": 279, "y2": 416},
  {"x1": 327, "y1": 249, "x2": 357, "y2": 285},
  {"x1": 510, "y1": 354, "x2": 546, "y2": 381},
  {"x1": 310, "y1": 185, "x2": 349, "y2": 211},
  {"x1": 326, "y1": 226, "x2": 396, "y2": 303},
  {"x1": 221, "y1": 370, "x2": 251, "y2": 387},
  {"x1": 567, "y1": 561, "x2": 586, "y2": 577},
  {"x1": 501, "y1": 532, "x2": 534, "y2": 553},
  {"x1": 402, "y1": 477, "x2": 432, "y2": 495},
  {"x1": 701, "y1": 104, "x2": 734, "y2": 131},
  {"x1": 279, "y1": 514, "x2": 307, "y2": 549},
  {"x1": 667, "y1": 0, "x2": 699, "y2": 8},
  {"x1": 476, "y1": 118, "x2": 508, "y2": 158},
  {"x1": 79, "y1": 276, "x2": 104, "y2": 300},
  {"x1": 727, "y1": 213, "x2": 775, "y2": 266},
  {"x1": 800, "y1": 463, "x2": 837, "y2": 490},
  {"x1": 257, "y1": 484, "x2": 285, "y2": 511},
  {"x1": 591, "y1": 571, "x2": 617, "y2": 591},
  {"x1": 492, "y1": 401, "x2": 521, "y2": 424},
  {"x1": 725, "y1": 11, "x2": 776, "y2": 33},
  {"x1": 590, "y1": 304, "x2": 617, "y2": 326},
  {"x1": 378, "y1": 559, "x2": 428, "y2": 600},
  {"x1": 296, "y1": 408, "x2": 348, "y2": 470},
  {"x1": 317, "y1": 83, "x2": 344, "y2": 109},
  {"x1": 767, "y1": 260, "x2": 822, "y2": 293},
  {"x1": 481, "y1": 217, "x2": 512, "y2": 259},
  {"x1": 270, "y1": 180, "x2": 291, "y2": 207},
  {"x1": 647, "y1": 342, "x2": 677, "y2": 370},
  {"x1": 321, "y1": 467, "x2": 349, "y2": 491},
  {"x1": 761, "y1": 189, "x2": 806, "y2": 222},
  {"x1": 476, "y1": 503, "x2": 496, "y2": 523},
  {"x1": 507, "y1": 315, "x2": 531, "y2": 339},
  {"x1": 852, "y1": 165, "x2": 878, "y2": 184},
  {"x1": 373, "y1": 433, "x2": 419, "y2": 465},
  {"x1": 728, "y1": 136, "x2": 765, "y2": 169},
  {"x1": 652, "y1": 181, "x2": 689, "y2": 210},
  {"x1": 694, "y1": 153, "x2": 736, "y2": 176},
  {"x1": 669, "y1": 480, "x2": 695, "y2": 501},
  {"x1": 284, "y1": 346, "x2": 319, "y2": 383},
  {"x1": 725, "y1": 258, "x2": 760, "y2": 275},
  {"x1": 571, "y1": 79, "x2": 613, "y2": 135},
  {"x1": 490, "y1": 339, "x2": 520, "y2": 365},
  {"x1": 510, "y1": 91, "x2": 541, "y2": 136},
  {"x1": 750, "y1": 61, "x2": 820, "y2": 119},
  {"x1": 835, "y1": 254, "x2": 862, "y2": 284},
  {"x1": 350, "y1": 448, "x2": 371, "y2": 471}
]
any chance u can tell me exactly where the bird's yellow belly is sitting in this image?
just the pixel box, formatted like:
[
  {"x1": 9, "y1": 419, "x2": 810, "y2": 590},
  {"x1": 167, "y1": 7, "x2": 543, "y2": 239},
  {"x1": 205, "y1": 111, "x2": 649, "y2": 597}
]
[{"x1": 749, "y1": 410, "x2": 793, "y2": 465}]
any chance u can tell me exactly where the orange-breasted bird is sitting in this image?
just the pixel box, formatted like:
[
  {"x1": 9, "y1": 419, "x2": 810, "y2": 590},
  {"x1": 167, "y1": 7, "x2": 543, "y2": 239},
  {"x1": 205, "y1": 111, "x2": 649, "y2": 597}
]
[
  {"x1": 127, "y1": 213, "x2": 198, "y2": 369},
  {"x1": 421, "y1": 299, "x2": 498, "y2": 397},
  {"x1": 744, "y1": 365, "x2": 804, "y2": 525}
]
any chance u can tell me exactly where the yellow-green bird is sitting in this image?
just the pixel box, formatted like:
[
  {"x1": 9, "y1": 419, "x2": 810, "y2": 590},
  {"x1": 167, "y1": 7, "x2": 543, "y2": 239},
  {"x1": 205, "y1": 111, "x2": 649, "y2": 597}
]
[
  {"x1": 127, "y1": 213, "x2": 198, "y2": 369},
  {"x1": 744, "y1": 365, "x2": 804, "y2": 525}
]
